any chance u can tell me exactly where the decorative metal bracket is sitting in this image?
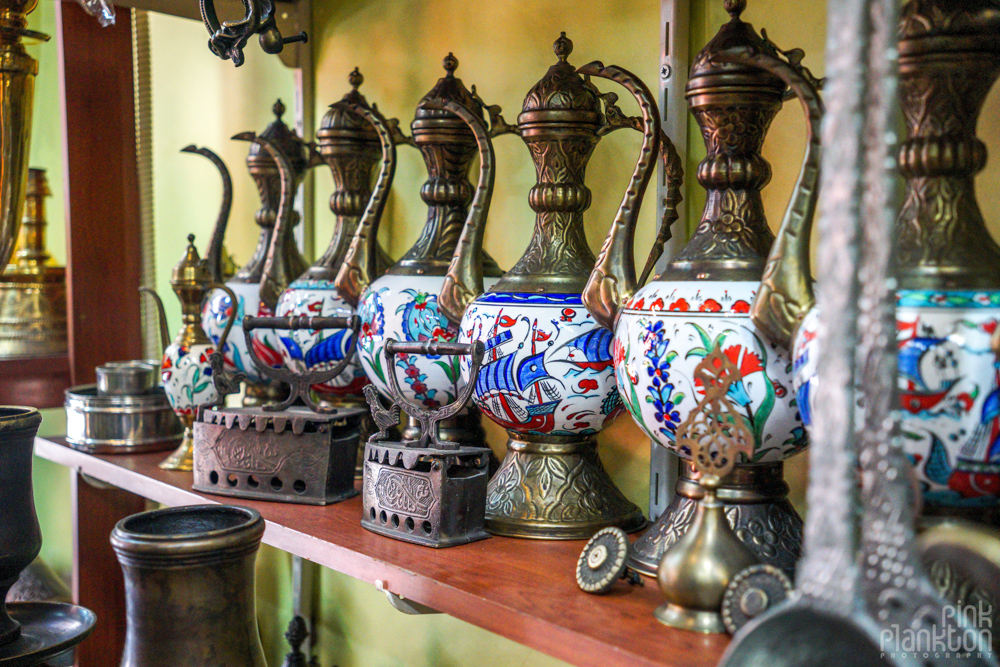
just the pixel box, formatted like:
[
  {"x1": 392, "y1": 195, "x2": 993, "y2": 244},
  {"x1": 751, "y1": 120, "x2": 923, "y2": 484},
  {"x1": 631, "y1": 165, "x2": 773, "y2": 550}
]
[
  {"x1": 199, "y1": 0, "x2": 307, "y2": 66},
  {"x1": 241, "y1": 315, "x2": 360, "y2": 413},
  {"x1": 378, "y1": 339, "x2": 485, "y2": 449}
]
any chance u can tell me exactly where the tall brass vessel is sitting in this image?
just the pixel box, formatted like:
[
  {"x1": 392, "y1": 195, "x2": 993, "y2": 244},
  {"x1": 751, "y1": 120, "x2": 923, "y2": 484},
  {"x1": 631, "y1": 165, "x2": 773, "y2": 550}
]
[
  {"x1": 0, "y1": 168, "x2": 67, "y2": 358},
  {"x1": 111, "y1": 505, "x2": 267, "y2": 666},
  {"x1": 0, "y1": 0, "x2": 44, "y2": 271}
]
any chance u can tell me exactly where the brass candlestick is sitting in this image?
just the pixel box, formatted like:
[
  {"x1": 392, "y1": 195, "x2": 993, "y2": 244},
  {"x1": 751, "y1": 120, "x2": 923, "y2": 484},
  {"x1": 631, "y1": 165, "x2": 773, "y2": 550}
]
[
  {"x1": 656, "y1": 348, "x2": 758, "y2": 634},
  {"x1": 0, "y1": 168, "x2": 67, "y2": 358}
]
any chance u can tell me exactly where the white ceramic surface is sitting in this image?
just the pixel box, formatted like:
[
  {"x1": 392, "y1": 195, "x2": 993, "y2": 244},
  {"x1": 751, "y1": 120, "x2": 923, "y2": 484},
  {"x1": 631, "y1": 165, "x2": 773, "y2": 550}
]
[
  {"x1": 160, "y1": 342, "x2": 218, "y2": 418},
  {"x1": 202, "y1": 283, "x2": 281, "y2": 384}
]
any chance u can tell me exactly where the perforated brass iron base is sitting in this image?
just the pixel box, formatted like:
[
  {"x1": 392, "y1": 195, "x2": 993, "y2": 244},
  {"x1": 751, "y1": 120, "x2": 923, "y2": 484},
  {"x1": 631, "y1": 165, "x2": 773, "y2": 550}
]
[
  {"x1": 485, "y1": 433, "x2": 645, "y2": 540},
  {"x1": 629, "y1": 462, "x2": 802, "y2": 576},
  {"x1": 654, "y1": 602, "x2": 726, "y2": 635}
]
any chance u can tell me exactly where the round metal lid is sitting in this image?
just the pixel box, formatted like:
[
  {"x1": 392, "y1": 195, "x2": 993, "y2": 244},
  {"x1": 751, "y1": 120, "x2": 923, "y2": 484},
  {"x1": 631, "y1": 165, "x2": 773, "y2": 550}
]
[
  {"x1": 576, "y1": 527, "x2": 630, "y2": 594},
  {"x1": 721, "y1": 563, "x2": 793, "y2": 634},
  {"x1": 317, "y1": 68, "x2": 377, "y2": 141}
]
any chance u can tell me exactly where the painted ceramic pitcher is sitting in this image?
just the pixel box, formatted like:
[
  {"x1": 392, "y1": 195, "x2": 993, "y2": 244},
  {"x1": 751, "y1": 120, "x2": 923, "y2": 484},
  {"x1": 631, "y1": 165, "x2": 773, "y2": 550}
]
[
  {"x1": 141, "y1": 235, "x2": 237, "y2": 471},
  {"x1": 201, "y1": 100, "x2": 313, "y2": 401},
  {"x1": 274, "y1": 69, "x2": 397, "y2": 406},
  {"x1": 795, "y1": 0, "x2": 1000, "y2": 526},
  {"x1": 588, "y1": 1, "x2": 824, "y2": 574},
  {"x1": 448, "y1": 34, "x2": 659, "y2": 539},
  {"x1": 336, "y1": 54, "x2": 503, "y2": 447}
]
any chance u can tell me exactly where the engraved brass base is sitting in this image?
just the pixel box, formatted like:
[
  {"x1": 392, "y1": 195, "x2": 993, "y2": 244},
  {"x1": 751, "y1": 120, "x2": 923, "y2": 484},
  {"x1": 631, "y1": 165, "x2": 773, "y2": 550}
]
[
  {"x1": 159, "y1": 425, "x2": 194, "y2": 472},
  {"x1": 654, "y1": 602, "x2": 726, "y2": 634},
  {"x1": 485, "y1": 432, "x2": 645, "y2": 540},
  {"x1": 629, "y1": 462, "x2": 801, "y2": 576}
]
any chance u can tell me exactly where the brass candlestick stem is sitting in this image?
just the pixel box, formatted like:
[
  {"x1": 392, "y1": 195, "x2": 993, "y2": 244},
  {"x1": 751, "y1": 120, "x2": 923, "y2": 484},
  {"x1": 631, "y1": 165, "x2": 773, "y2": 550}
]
[{"x1": 0, "y1": 168, "x2": 67, "y2": 358}]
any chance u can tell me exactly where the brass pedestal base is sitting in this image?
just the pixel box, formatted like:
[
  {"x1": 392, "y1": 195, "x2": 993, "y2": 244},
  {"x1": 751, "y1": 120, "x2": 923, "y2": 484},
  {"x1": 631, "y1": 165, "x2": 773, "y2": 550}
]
[
  {"x1": 629, "y1": 462, "x2": 801, "y2": 576},
  {"x1": 485, "y1": 433, "x2": 645, "y2": 540},
  {"x1": 159, "y1": 426, "x2": 193, "y2": 472},
  {"x1": 654, "y1": 602, "x2": 726, "y2": 634}
]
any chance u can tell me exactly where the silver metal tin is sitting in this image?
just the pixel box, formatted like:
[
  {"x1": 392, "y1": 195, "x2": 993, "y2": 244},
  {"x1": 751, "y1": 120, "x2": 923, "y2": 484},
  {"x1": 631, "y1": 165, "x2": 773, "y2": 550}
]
[
  {"x1": 96, "y1": 360, "x2": 159, "y2": 396},
  {"x1": 64, "y1": 384, "x2": 182, "y2": 454}
]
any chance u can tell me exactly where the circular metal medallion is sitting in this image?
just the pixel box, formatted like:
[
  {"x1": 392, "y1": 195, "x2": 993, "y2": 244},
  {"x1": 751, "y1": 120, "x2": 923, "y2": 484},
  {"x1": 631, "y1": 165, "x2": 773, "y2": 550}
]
[
  {"x1": 721, "y1": 564, "x2": 793, "y2": 634},
  {"x1": 577, "y1": 527, "x2": 629, "y2": 594}
]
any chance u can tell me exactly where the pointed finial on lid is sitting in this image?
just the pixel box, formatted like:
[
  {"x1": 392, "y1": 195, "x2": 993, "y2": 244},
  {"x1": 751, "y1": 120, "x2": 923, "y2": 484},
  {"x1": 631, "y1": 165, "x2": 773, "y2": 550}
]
[
  {"x1": 187, "y1": 233, "x2": 196, "y2": 245},
  {"x1": 349, "y1": 67, "x2": 363, "y2": 90},
  {"x1": 443, "y1": 52, "x2": 458, "y2": 76},
  {"x1": 724, "y1": 0, "x2": 746, "y2": 20},
  {"x1": 554, "y1": 31, "x2": 573, "y2": 61},
  {"x1": 272, "y1": 98, "x2": 286, "y2": 119}
]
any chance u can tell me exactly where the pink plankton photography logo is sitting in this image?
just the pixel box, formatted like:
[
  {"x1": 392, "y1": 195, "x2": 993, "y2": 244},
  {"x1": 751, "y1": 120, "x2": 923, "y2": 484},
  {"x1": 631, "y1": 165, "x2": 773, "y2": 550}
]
[{"x1": 880, "y1": 602, "x2": 994, "y2": 661}]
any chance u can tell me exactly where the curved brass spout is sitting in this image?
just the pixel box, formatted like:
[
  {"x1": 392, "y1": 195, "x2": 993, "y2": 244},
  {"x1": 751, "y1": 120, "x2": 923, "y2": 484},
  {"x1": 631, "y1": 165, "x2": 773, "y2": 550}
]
[
  {"x1": 138, "y1": 287, "x2": 170, "y2": 352},
  {"x1": 181, "y1": 145, "x2": 232, "y2": 284},
  {"x1": 334, "y1": 103, "x2": 398, "y2": 308},
  {"x1": 713, "y1": 37, "x2": 825, "y2": 348},
  {"x1": 579, "y1": 62, "x2": 662, "y2": 332},
  {"x1": 436, "y1": 99, "x2": 497, "y2": 326},
  {"x1": 232, "y1": 131, "x2": 296, "y2": 310}
]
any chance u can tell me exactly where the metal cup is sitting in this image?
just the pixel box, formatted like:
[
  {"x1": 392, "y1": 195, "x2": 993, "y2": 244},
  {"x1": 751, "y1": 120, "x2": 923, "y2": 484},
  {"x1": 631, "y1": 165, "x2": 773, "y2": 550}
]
[{"x1": 96, "y1": 361, "x2": 159, "y2": 397}]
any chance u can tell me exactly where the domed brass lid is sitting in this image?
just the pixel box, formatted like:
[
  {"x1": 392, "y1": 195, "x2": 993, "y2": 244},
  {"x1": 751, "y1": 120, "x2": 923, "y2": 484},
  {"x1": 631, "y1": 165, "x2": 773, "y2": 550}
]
[
  {"x1": 413, "y1": 53, "x2": 482, "y2": 123},
  {"x1": 317, "y1": 68, "x2": 377, "y2": 144},
  {"x1": 519, "y1": 32, "x2": 601, "y2": 124},
  {"x1": 686, "y1": 0, "x2": 785, "y2": 99},
  {"x1": 246, "y1": 99, "x2": 310, "y2": 174},
  {"x1": 170, "y1": 234, "x2": 211, "y2": 288}
]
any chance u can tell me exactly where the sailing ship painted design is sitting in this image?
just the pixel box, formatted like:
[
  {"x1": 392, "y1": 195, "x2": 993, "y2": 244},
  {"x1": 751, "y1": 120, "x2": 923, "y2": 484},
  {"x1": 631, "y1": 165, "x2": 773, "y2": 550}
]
[
  {"x1": 794, "y1": 289, "x2": 1000, "y2": 507},
  {"x1": 459, "y1": 294, "x2": 622, "y2": 436},
  {"x1": 274, "y1": 279, "x2": 366, "y2": 396}
]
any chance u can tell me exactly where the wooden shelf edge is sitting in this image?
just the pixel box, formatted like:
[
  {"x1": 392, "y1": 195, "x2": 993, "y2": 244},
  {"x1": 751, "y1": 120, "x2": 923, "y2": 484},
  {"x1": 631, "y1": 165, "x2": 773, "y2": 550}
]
[{"x1": 33, "y1": 436, "x2": 728, "y2": 667}]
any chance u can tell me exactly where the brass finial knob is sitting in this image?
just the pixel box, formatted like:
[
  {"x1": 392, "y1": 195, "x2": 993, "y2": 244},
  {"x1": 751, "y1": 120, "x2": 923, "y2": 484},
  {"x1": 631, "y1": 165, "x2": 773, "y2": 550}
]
[
  {"x1": 724, "y1": 0, "x2": 746, "y2": 20},
  {"x1": 186, "y1": 233, "x2": 196, "y2": 246},
  {"x1": 349, "y1": 67, "x2": 363, "y2": 89},
  {"x1": 443, "y1": 52, "x2": 458, "y2": 76},
  {"x1": 272, "y1": 98, "x2": 286, "y2": 119},
  {"x1": 554, "y1": 31, "x2": 573, "y2": 61}
]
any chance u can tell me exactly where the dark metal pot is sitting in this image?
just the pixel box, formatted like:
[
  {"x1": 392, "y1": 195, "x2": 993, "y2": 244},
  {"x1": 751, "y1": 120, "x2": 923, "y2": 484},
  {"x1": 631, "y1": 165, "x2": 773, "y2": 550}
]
[
  {"x1": 110, "y1": 505, "x2": 267, "y2": 667},
  {"x1": 0, "y1": 406, "x2": 43, "y2": 647}
]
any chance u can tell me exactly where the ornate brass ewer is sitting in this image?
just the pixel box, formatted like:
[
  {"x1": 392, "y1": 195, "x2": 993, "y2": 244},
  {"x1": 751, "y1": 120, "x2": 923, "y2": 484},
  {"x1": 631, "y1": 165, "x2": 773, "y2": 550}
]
[
  {"x1": 586, "y1": 0, "x2": 824, "y2": 572},
  {"x1": 793, "y1": 0, "x2": 1000, "y2": 528},
  {"x1": 447, "y1": 34, "x2": 660, "y2": 539},
  {"x1": 0, "y1": 169, "x2": 67, "y2": 358},
  {"x1": 201, "y1": 100, "x2": 314, "y2": 404},
  {"x1": 0, "y1": 0, "x2": 44, "y2": 272},
  {"x1": 339, "y1": 54, "x2": 503, "y2": 448},
  {"x1": 274, "y1": 69, "x2": 396, "y2": 406}
]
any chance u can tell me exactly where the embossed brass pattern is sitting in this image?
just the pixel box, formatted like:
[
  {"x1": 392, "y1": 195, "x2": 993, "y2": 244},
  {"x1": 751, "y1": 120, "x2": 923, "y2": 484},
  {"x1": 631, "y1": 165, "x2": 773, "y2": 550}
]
[
  {"x1": 662, "y1": 0, "x2": 822, "y2": 288},
  {"x1": 310, "y1": 69, "x2": 394, "y2": 285},
  {"x1": 894, "y1": 0, "x2": 1000, "y2": 289},
  {"x1": 628, "y1": 462, "x2": 801, "y2": 577},
  {"x1": 655, "y1": 349, "x2": 760, "y2": 634},
  {"x1": 235, "y1": 100, "x2": 313, "y2": 291},
  {"x1": 388, "y1": 54, "x2": 502, "y2": 279},
  {"x1": 0, "y1": 168, "x2": 67, "y2": 358}
]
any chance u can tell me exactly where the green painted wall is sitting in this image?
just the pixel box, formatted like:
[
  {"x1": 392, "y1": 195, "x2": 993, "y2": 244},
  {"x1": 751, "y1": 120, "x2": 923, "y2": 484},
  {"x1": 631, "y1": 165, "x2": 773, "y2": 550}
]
[{"x1": 22, "y1": 0, "x2": 1000, "y2": 665}]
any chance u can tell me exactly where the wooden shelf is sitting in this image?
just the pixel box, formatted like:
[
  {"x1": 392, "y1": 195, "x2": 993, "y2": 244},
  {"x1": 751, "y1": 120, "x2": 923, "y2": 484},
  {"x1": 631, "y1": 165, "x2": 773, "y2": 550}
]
[
  {"x1": 0, "y1": 355, "x2": 71, "y2": 408},
  {"x1": 34, "y1": 436, "x2": 728, "y2": 667}
]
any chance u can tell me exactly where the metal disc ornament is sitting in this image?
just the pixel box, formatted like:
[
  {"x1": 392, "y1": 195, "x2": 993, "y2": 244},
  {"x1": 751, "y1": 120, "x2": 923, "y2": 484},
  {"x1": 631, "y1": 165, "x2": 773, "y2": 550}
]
[
  {"x1": 576, "y1": 527, "x2": 642, "y2": 594},
  {"x1": 720, "y1": 564, "x2": 793, "y2": 635}
]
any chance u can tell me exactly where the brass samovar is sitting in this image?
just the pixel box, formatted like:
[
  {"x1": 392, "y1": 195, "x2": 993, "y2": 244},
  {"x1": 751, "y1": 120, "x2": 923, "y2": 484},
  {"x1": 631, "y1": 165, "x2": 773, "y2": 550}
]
[{"x1": 0, "y1": 169, "x2": 67, "y2": 357}]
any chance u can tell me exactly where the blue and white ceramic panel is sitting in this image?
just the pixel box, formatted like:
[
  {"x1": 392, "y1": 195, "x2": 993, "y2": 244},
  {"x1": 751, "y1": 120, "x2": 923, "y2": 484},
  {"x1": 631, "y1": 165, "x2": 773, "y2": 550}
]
[
  {"x1": 614, "y1": 280, "x2": 804, "y2": 463},
  {"x1": 275, "y1": 279, "x2": 366, "y2": 397},
  {"x1": 458, "y1": 292, "x2": 623, "y2": 437},
  {"x1": 202, "y1": 283, "x2": 281, "y2": 384}
]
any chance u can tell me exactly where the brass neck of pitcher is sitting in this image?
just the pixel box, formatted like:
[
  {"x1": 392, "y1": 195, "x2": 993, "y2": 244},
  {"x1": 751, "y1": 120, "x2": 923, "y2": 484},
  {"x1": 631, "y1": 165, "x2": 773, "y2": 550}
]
[{"x1": 894, "y1": 3, "x2": 1000, "y2": 290}]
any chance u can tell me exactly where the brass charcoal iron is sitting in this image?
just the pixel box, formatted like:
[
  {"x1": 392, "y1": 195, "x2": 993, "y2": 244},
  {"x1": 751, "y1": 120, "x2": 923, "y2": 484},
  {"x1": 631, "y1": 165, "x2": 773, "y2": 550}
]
[
  {"x1": 192, "y1": 315, "x2": 366, "y2": 505},
  {"x1": 361, "y1": 339, "x2": 490, "y2": 548}
]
